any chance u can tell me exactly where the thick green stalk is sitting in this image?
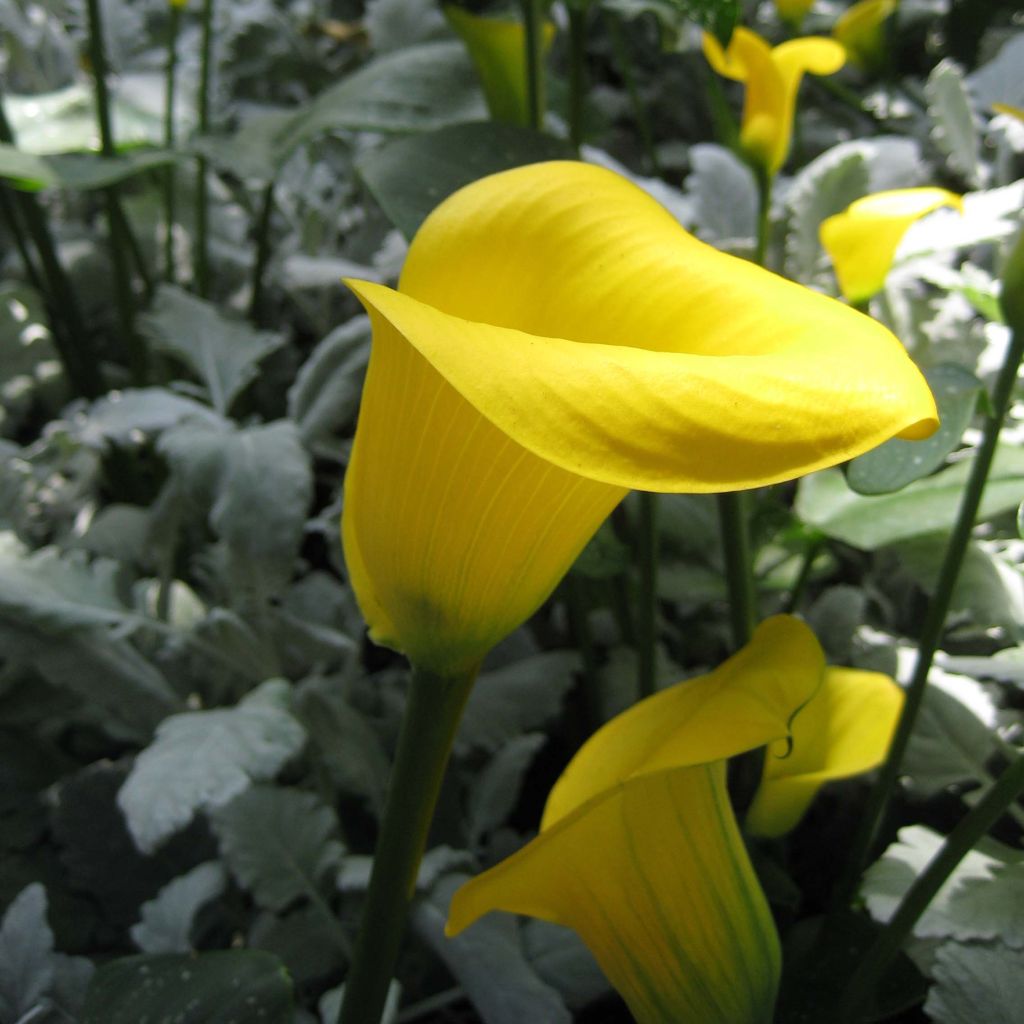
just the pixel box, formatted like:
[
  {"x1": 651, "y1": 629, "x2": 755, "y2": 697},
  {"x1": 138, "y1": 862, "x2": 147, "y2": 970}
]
[
  {"x1": 607, "y1": 17, "x2": 660, "y2": 177},
  {"x1": 717, "y1": 491, "x2": 757, "y2": 648},
  {"x1": 753, "y1": 167, "x2": 772, "y2": 269},
  {"x1": 163, "y1": 3, "x2": 181, "y2": 283},
  {"x1": 85, "y1": 0, "x2": 147, "y2": 382},
  {"x1": 636, "y1": 491, "x2": 659, "y2": 699},
  {"x1": 248, "y1": 181, "x2": 275, "y2": 325},
  {"x1": 835, "y1": 752, "x2": 1024, "y2": 1024},
  {"x1": 0, "y1": 186, "x2": 44, "y2": 292},
  {"x1": 833, "y1": 230, "x2": 1024, "y2": 907},
  {"x1": 196, "y1": 0, "x2": 216, "y2": 298},
  {"x1": 783, "y1": 536, "x2": 822, "y2": 615},
  {"x1": 337, "y1": 665, "x2": 478, "y2": 1024},
  {"x1": 520, "y1": 0, "x2": 544, "y2": 132},
  {"x1": 567, "y1": 5, "x2": 587, "y2": 151}
]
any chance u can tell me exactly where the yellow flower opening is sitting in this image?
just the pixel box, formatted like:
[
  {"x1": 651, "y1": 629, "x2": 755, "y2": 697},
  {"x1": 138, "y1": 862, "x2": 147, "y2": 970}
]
[
  {"x1": 445, "y1": 618, "x2": 820, "y2": 1022},
  {"x1": 342, "y1": 161, "x2": 937, "y2": 676},
  {"x1": 445, "y1": 5, "x2": 555, "y2": 126},
  {"x1": 702, "y1": 27, "x2": 846, "y2": 175},
  {"x1": 993, "y1": 102, "x2": 1024, "y2": 123},
  {"x1": 832, "y1": 0, "x2": 897, "y2": 73},
  {"x1": 820, "y1": 187, "x2": 963, "y2": 304},
  {"x1": 747, "y1": 666, "x2": 904, "y2": 837}
]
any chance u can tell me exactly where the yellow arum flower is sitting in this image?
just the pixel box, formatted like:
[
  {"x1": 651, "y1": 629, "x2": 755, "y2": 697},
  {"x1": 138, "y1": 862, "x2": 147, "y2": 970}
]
[
  {"x1": 820, "y1": 187, "x2": 963, "y2": 304},
  {"x1": 775, "y1": 0, "x2": 815, "y2": 27},
  {"x1": 747, "y1": 666, "x2": 904, "y2": 837},
  {"x1": 993, "y1": 102, "x2": 1024, "y2": 123},
  {"x1": 832, "y1": 0, "x2": 897, "y2": 73},
  {"x1": 447, "y1": 617, "x2": 825, "y2": 1024},
  {"x1": 445, "y1": 5, "x2": 555, "y2": 126},
  {"x1": 342, "y1": 161, "x2": 937, "y2": 676},
  {"x1": 702, "y1": 27, "x2": 845, "y2": 175}
]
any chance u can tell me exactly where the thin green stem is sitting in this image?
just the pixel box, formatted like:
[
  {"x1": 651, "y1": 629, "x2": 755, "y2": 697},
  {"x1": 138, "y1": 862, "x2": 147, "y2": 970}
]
[
  {"x1": 163, "y1": 3, "x2": 181, "y2": 282},
  {"x1": 565, "y1": 575, "x2": 602, "y2": 733},
  {"x1": 835, "y1": 752, "x2": 1024, "y2": 1024},
  {"x1": 832, "y1": 246, "x2": 1024, "y2": 909},
  {"x1": 753, "y1": 166, "x2": 772, "y2": 269},
  {"x1": 337, "y1": 664, "x2": 479, "y2": 1024},
  {"x1": 636, "y1": 491, "x2": 659, "y2": 699},
  {"x1": 196, "y1": 0, "x2": 216, "y2": 298},
  {"x1": 608, "y1": 16, "x2": 660, "y2": 177},
  {"x1": 520, "y1": 0, "x2": 544, "y2": 132},
  {"x1": 783, "y1": 536, "x2": 823, "y2": 615},
  {"x1": 0, "y1": 186, "x2": 44, "y2": 292},
  {"x1": 85, "y1": 0, "x2": 147, "y2": 382},
  {"x1": 248, "y1": 181, "x2": 275, "y2": 325},
  {"x1": 717, "y1": 492, "x2": 757, "y2": 648},
  {"x1": 567, "y1": 5, "x2": 587, "y2": 151},
  {"x1": 0, "y1": 89, "x2": 101, "y2": 397}
]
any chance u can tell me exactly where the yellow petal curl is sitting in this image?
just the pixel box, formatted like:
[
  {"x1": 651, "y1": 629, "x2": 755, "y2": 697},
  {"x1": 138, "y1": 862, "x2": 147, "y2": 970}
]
[
  {"x1": 820, "y1": 187, "x2": 963, "y2": 304},
  {"x1": 833, "y1": 0, "x2": 897, "y2": 73},
  {"x1": 747, "y1": 666, "x2": 905, "y2": 837},
  {"x1": 702, "y1": 28, "x2": 845, "y2": 174},
  {"x1": 445, "y1": 6, "x2": 555, "y2": 126},
  {"x1": 447, "y1": 617, "x2": 828, "y2": 1024},
  {"x1": 343, "y1": 161, "x2": 936, "y2": 674}
]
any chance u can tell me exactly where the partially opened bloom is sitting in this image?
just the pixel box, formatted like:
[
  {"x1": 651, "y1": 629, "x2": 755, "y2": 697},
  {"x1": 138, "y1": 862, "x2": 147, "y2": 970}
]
[
  {"x1": 820, "y1": 187, "x2": 963, "y2": 304},
  {"x1": 443, "y1": 618, "x2": 813, "y2": 1021},
  {"x1": 747, "y1": 665, "x2": 904, "y2": 836},
  {"x1": 445, "y1": 5, "x2": 555, "y2": 126},
  {"x1": 832, "y1": 0, "x2": 897, "y2": 73},
  {"x1": 702, "y1": 27, "x2": 846, "y2": 175},
  {"x1": 342, "y1": 161, "x2": 936, "y2": 676}
]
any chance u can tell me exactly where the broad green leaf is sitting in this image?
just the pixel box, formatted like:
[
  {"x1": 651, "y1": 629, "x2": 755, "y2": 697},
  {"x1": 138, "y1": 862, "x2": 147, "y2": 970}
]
[
  {"x1": 209, "y1": 786, "x2": 345, "y2": 915},
  {"x1": 0, "y1": 146, "x2": 178, "y2": 194},
  {"x1": 795, "y1": 447, "x2": 1024, "y2": 550},
  {"x1": 130, "y1": 863, "x2": 228, "y2": 954},
  {"x1": 521, "y1": 921, "x2": 609, "y2": 1012},
  {"x1": 847, "y1": 364, "x2": 982, "y2": 495},
  {"x1": 784, "y1": 146, "x2": 869, "y2": 286},
  {"x1": 190, "y1": 111, "x2": 297, "y2": 185},
  {"x1": 140, "y1": 286, "x2": 285, "y2": 416},
  {"x1": 924, "y1": 942, "x2": 1024, "y2": 1024},
  {"x1": 159, "y1": 420, "x2": 313, "y2": 592},
  {"x1": 861, "y1": 825, "x2": 1023, "y2": 942},
  {"x1": 683, "y1": 143, "x2": 757, "y2": 246},
  {"x1": 967, "y1": 33, "x2": 1024, "y2": 110},
  {"x1": 74, "y1": 387, "x2": 224, "y2": 448},
  {"x1": 81, "y1": 950, "x2": 294, "y2": 1024},
  {"x1": 412, "y1": 875, "x2": 572, "y2": 1024},
  {"x1": 365, "y1": 0, "x2": 447, "y2": 53},
  {"x1": 0, "y1": 144, "x2": 55, "y2": 189},
  {"x1": 117, "y1": 680, "x2": 306, "y2": 854},
  {"x1": 466, "y1": 734, "x2": 547, "y2": 847},
  {"x1": 456, "y1": 651, "x2": 580, "y2": 755},
  {"x1": 249, "y1": 906, "x2": 344, "y2": 988},
  {"x1": 902, "y1": 674, "x2": 1001, "y2": 796},
  {"x1": 0, "y1": 883, "x2": 93, "y2": 1023},
  {"x1": 926, "y1": 60, "x2": 984, "y2": 188},
  {"x1": 272, "y1": 42, "x2": 486, "y2": 156},
  {"x1": 804, "y1": 585, "x2": 866, "y2": 663},
  {"x1": 358, "y1": 121, "x2": 574, "y2": 240}
]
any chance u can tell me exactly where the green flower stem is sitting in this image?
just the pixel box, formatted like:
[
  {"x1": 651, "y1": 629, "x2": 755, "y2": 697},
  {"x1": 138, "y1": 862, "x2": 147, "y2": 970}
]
[
  {"x1": 85, "y1": 0, "x2": 147, "y2": 383},
  {"x1": 567, "y1": 4, "x2": 587, "y2": 151},
  {"x1": 565, "y1": 575, "x2": 602, "y2": 733},
  {"x1": 835, "y1": 751, "x2": 1024, "y2": 1024},
  {"x1": 163, "y1": 2, "x2": 181, "y2": 283},
  {"x1": 753, "y1": 166, "x2": 772, "y2": 269},
  {"x1": 0, "y1": 186, "x2": 44, "y2": 292},
  {"x1": 520, "y1": 0, "x2": 544, "y2": 132},
  {"x1": 717, "y1": 491, "x2": 757, "y2": 648},
  {"x1": 0, "y1": 90, "x2": 100, "y2": 397},
  {"x1": 636, "y1": 491, "x2": 659, "y2": 699},
  {"x1": 834, "y1": 230, "x2": 1024, "y2": 907},
  {"x1": 248, "y1": 181, "x2": 276, "y2": 325},
  {"x1": 196, "y1": 0, "x2": 216, "y2": 298},
  {"x1": 338, "y1": 664, "x2": 478, "y2": 1024},
  {"x1": 607, "y1": 17, "x2": 660, "y2": 177},
  {"x1": 783, "y1": 535, "x2": 823, "y2": 614}
]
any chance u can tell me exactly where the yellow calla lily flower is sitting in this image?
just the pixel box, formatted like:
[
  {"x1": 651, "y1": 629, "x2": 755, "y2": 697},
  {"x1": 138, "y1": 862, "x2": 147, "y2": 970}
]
[
  {"x1": 747, "y1": 666, "x2": 904, "y2": 837},
  {"x1": 702, "y1": 27, "x2": 846, "y2": 175},
  {"x1": 820, "y1": 187, "x2": 963, "y2": 304},
  {"x1": 445, "y1": 5, "x2": 555, "y2": 126},
  {"x1": 774, "y1": 0, "x2": 815, "y2": 27},
  {"x1": 342, "y1": 161, "x2": 937, "y2": 676},
  {"x1": 993, "y1": 102, "x2": 1024, "y2": 123},
  {"x1": 832, "y1": 0, "x2": 897, "y2": 73},
  {"x1": 447, "y1": 616, "x2": 826, "y2": 1024}
]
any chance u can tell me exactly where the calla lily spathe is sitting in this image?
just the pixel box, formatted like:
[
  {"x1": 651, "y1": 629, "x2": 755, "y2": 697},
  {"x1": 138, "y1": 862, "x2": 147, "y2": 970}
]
[
  {"x1": 342, "y1": 161, "x2": 937, "y2": 676},
  {"x1": 445, "y1": 5, "x2": 555, "y2": 126},
  {"x1": 702, "y1": 27, "x2": 846, "y2": 175},
  {"x1": 820, "y1": 187, "x2": 963, "y2": 304},
  {"x1": 447, "y1": 617, "x2": 904, "y2": 1023},
  {"x1": 747, "y1": 665, "x2": 904, "y2": 836},
  {"x1": 832, "y1": 0, "x2": 897, "y2": 73}
]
